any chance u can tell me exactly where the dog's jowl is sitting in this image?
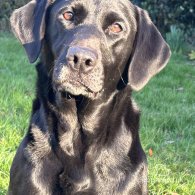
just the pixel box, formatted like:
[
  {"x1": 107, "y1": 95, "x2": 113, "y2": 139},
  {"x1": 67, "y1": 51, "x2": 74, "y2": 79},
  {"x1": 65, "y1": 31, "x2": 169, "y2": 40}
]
[{"x1": 8, "y1": 0, "x2": 171, "y2": 194}]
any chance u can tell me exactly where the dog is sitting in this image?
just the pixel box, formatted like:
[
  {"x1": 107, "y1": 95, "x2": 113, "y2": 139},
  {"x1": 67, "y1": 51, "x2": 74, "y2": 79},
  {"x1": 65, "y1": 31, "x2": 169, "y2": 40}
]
[{"x1": 8, "y1": 0, "x2": 171, "y2": 194}]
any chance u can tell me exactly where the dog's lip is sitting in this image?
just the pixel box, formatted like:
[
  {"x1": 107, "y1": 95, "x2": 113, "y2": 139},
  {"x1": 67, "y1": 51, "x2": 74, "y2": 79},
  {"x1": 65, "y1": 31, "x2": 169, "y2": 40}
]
[
  {"x1": 53, "y1": 79, "x2": 101, "y2": 99},
  {"x1": 77, "y1": 80, "x2": 96, "y2": 93},
  {"x1": 61, "y1": 91, "x2": 84, "y2": 101}
]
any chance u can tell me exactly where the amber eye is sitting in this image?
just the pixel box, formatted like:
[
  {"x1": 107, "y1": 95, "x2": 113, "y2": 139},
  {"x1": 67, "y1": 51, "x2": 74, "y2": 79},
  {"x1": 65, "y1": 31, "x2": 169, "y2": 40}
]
[
  {"x1": 63, "y1": 11, "x2": 74, "y2": 21},
  {"x1": 106, "y1": 23, "x2": 123, "y2": 34}
]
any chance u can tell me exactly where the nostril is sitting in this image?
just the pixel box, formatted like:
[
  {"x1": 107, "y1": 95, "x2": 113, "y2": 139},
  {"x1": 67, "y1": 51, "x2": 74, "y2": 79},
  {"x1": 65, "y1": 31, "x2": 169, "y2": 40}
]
[
  {"x1": 73, "y1": 55, "x2": 78, "y2": 64},
  {"x1": 67, "y1": 47, "x2": 97, "y2": 70},
  {"x1": 85, "y1": 59, "x2": 93, "y2": 66}
]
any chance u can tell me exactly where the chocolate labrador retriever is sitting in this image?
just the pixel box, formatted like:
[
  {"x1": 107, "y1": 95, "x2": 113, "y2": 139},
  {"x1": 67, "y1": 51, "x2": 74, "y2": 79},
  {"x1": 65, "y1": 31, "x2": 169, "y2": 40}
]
[{"x1": 8, "y1": 0, "x2": 171, "y2": 194}]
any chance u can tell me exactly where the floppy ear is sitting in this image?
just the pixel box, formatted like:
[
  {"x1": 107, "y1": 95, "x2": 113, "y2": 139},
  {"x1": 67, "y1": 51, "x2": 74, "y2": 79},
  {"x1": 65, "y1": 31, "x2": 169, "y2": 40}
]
[
  {"x1": 128, "y1": 6, "x2": 171, "y2": 91},
  {"x1": 10, "y1": 0, "x2": 50, "y2": 63}
]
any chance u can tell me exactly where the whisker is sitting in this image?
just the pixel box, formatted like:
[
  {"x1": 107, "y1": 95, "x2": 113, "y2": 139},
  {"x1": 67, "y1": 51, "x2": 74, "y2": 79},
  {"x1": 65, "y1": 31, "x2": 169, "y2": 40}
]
[{"x1": 118, "y1": 67, "x2": 126, "y2": 86}]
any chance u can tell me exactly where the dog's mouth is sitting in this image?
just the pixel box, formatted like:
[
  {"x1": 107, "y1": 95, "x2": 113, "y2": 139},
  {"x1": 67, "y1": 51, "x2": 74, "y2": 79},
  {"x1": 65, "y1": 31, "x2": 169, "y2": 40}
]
[
  {"x1": 59, "y1": 88, "x2": 98, "y2": 107},
  {"x1": 54, "y1": 80, "x2": 101, "y2": 100},
  {"x1": 60, "y1": 91, "x2": 85, "y2": 108},
  {"x1": 61, "y1": 91, "x2": 84, "y2": 102}
]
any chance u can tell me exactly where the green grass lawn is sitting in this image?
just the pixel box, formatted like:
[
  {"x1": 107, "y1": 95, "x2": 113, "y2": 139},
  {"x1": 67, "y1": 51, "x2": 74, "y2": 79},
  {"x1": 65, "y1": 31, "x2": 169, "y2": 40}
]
[{"x1": 0, "y1": 34, "x2": 195, "y2": 195}]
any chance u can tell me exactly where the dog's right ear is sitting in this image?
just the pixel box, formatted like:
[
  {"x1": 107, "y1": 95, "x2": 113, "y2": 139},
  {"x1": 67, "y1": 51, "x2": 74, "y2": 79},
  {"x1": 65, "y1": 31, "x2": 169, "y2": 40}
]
[{"x1": 10, "y1": 0, "x2": 50, "y2": 63}]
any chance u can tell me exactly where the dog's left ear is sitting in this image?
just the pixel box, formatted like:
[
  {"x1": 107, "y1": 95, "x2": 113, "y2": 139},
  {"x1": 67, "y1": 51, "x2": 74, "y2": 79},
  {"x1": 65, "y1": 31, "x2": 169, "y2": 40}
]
[
  {"x1": 128, "y1": 6, "x2": 171, "y2": 91},
  {"x1": 10, "y1": 0, "x2": 50, "y2": 63}
]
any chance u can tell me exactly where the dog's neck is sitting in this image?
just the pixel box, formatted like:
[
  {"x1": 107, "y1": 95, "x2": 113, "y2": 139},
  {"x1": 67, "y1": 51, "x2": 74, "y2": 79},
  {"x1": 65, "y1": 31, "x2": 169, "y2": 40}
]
[
  {"x1": 51, "y1": 88, "x2": 129, "y2": 137},
  {"x1": 41, "y1": 86, "x2": 131, "y2": 135}
]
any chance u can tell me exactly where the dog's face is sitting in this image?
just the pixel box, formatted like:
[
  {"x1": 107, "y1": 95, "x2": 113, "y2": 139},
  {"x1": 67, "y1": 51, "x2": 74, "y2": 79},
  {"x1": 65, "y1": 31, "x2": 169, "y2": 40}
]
[
  {"x1": 48, "y1": 0, "x2": 137, "y2": 98},
  {"x1": 10, "y1": 0, "x2": 171, "y2": 99}
]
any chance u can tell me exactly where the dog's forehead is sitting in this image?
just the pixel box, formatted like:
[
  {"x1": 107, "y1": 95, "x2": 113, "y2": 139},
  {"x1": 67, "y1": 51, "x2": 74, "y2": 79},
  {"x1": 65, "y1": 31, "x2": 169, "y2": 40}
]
[{"x1": 51, "y1": 0, "x2": 133, "y2": 14}]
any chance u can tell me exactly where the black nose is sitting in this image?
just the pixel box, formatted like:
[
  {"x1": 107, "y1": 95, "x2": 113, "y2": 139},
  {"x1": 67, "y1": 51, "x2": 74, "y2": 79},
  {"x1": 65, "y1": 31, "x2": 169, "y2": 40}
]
[{"x1": 66, "y1": 46, "x2": 98, "y2": 72}]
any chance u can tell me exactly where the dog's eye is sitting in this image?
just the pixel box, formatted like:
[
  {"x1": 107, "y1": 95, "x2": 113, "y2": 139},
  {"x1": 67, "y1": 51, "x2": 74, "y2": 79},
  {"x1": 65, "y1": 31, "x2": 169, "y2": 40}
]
[
  {"x1": 106, "y1": 23, "x2": 123, "y2": 34},
  {"x1": 63, "y1": 11, "x2": 74, "y2": 21}
]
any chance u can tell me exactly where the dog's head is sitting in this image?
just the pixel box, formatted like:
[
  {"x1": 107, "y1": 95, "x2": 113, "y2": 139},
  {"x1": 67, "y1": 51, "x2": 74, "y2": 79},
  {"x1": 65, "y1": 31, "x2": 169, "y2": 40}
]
[{"x1": 10, "y1": 0, "x2": 171, "y2": 99}]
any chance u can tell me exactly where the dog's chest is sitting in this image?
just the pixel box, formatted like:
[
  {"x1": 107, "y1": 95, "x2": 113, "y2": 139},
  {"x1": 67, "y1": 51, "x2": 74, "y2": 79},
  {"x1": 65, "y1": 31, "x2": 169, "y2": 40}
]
[
  {"x1": 58, "y1": 148, "x2": 129, "y2": 194},
  {"x1": 58, "y1": 133, "x2": 132, "y2": 194}
]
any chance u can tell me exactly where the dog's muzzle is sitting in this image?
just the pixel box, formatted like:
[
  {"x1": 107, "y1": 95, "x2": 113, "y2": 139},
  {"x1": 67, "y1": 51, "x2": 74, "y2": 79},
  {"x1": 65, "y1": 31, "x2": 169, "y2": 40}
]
[{"x1": 52, "y1": 46, "x2": 104, "y2": 99}]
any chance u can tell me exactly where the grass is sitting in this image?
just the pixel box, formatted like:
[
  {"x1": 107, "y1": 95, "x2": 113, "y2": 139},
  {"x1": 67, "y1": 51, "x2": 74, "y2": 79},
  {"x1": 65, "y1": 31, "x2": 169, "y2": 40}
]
[{"x1": 0, "y1": 34, "x2": 195, "y2": 195}]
